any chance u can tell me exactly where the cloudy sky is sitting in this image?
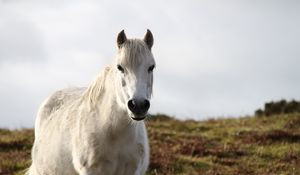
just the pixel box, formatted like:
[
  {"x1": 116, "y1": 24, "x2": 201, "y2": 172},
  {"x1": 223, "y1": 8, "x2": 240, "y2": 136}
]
[{"x1": 0, "y1": 0, "x2": 300, "y2": 128}]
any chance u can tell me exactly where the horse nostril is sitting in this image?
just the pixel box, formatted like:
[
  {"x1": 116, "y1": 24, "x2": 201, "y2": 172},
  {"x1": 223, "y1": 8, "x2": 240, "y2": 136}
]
[
  {"x1": 128, "y1": 99, "x2": 136, "y2": 112},
  {"x1": 144, "y1": 100, "x2": 150, "y2": 111}
]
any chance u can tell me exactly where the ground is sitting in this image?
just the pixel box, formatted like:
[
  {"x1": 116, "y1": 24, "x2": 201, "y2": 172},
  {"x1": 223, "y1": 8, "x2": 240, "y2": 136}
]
[{"x1": 0, "y1": 113, "x2": 299, "y2": 175}]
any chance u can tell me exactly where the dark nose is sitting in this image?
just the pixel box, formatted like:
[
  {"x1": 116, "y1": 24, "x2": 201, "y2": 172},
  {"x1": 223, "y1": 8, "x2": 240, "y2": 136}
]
[{"x1": 128, "y1": 99, "x2": 150, "y2": 115}]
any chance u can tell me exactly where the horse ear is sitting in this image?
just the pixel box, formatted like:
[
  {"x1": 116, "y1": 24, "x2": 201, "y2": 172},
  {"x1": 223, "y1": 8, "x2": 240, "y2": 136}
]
[
  {"x1": 117, "y1": 30, "x2": 127, "y2": 48},
  {"x1": 144, "y1": 29, "x2": 153, "y2": 50}
]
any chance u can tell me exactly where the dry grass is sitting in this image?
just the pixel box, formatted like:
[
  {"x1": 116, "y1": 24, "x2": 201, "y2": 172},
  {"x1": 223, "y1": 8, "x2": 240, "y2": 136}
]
[{"x1": 0, "y1": 113, "x2": 299, "y2": 175}]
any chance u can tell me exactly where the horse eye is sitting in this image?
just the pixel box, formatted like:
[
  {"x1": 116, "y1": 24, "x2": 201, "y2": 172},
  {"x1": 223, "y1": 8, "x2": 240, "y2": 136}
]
[
  {"x1": 148, "y1": 65, "x2": 155, "y2": 73},
  {"x1": 117, "y1": 64, "x2": 125, "y2": 73}
]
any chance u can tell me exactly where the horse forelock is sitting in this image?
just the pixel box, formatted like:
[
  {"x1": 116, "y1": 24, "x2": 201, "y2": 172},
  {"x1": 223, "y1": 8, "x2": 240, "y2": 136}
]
[{"x1": 118, "y1": 39, "x2": 152, "y2": 69}]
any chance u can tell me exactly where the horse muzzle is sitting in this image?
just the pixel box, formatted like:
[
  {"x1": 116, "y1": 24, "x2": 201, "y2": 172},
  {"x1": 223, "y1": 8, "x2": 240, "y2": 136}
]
[{"x1": 128, "y1": 98, "x2": 150, "y2": 121}]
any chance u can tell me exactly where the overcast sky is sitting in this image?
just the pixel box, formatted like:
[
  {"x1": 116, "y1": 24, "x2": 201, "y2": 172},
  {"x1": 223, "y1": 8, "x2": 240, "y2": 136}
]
[{"x1": 0, "y1": 0, "x2": 300, "y2": 128}]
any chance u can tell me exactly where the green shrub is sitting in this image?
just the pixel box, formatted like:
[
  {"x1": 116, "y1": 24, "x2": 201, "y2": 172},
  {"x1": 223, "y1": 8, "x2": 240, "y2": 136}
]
[{"x1": 255, "y1": 99, "x2": 300, "y2": 116}]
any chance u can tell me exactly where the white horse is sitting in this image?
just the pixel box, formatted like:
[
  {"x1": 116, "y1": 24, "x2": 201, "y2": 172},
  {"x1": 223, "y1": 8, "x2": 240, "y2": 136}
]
[{"x1": 27, "y1": 30, "x2": 155, "y2": 175}]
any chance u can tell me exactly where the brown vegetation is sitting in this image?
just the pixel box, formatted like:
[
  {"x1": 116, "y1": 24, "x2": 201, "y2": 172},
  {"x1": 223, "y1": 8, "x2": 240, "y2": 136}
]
[{"x1": 0, "y1": 113, "x2": 300, "y2": 175}]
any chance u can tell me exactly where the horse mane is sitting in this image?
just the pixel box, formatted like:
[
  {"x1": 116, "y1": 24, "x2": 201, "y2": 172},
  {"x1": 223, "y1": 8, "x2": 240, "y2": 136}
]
[{"x1": 83, "y1": 66, "x2": 111, "y2": 107}]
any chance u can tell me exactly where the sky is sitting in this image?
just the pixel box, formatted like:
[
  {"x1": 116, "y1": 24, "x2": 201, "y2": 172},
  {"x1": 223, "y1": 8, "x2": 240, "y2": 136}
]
[{"x1": 0, "y1": 0, "x2": 300, "y2": 128}]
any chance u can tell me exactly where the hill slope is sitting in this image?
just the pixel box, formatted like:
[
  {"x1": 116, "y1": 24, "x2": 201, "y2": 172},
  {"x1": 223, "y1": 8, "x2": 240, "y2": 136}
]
[{"x1": 0, "y1": 114, "x2": 299, "y2": 175}]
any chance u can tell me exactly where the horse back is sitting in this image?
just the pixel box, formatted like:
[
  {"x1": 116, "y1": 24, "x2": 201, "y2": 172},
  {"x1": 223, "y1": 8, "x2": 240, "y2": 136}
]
[{"x1": 35, "y1": 87, "x2": 86, "y2": 136}]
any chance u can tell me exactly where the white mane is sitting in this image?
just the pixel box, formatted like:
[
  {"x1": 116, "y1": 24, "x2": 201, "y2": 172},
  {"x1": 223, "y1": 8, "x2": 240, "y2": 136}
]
[{"x1": 85, "y1": 67, "x2": 110, "y2": 107}]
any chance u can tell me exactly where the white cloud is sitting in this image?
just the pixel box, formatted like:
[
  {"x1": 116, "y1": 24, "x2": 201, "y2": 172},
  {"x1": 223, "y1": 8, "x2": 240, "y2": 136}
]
[
  {"x1": 0, "y1": 0, "x2": 300, "y2": 128},
  {"x1": 0, "y1": 8, "x2": 46, "y2": 63}
]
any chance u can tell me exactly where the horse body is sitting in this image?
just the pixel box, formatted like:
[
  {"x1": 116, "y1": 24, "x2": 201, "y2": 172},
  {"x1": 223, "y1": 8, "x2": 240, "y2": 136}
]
[{"x1": 27, "y1": 30, "x2": 155, "y2": 175}]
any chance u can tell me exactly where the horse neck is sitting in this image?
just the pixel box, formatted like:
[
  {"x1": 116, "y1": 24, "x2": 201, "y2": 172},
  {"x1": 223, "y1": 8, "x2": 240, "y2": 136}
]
[{"x1": 83, "y1": 66, "x2": 133, "y2": 134}]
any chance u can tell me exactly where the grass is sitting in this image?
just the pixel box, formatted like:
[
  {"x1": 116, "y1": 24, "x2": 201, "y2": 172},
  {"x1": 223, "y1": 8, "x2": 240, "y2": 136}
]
[{"x1": 0, "y1": 113, "x2": 299, "y2": 175}]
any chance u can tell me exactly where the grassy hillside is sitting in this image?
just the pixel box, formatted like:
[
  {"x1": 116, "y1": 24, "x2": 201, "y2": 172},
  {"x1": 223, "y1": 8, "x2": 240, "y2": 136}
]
[{"x1": 0, "y1": 114, "x2": 299, "y2": 175}]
